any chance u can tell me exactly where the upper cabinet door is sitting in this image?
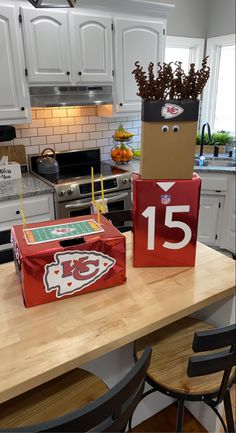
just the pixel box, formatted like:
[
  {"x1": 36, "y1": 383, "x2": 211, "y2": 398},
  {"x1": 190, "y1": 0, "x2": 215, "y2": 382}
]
[
  {"x1": 21, "y1": 8, "x2": 71, "y2": 84},
  {"x1": 69, "y1": 13, "x2": 113, "y2": 83},
  {"x1": 114, "y1": 18, "x2": 165, "y2": 113},
  {"x1": 0, "y1": 5, "x2": 31, "y2": 125}
]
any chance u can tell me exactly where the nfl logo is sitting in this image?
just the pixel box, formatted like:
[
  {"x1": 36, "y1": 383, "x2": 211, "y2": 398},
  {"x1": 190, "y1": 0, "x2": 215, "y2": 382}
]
[{"x1": 161, "y1": 194, "x2": 171, "y2": 205}]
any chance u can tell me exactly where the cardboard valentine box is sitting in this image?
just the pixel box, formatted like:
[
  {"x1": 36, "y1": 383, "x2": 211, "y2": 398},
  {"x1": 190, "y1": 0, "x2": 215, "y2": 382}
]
[
  {"x1": 141, "y1": 99, "x2": 199, "y2": 180},
  {"x1": 11, "y1": 215, "x2": 126, "y2": 307},
  {"x1": 133, "y1": 173, "x2": 201, "y2": 267}
]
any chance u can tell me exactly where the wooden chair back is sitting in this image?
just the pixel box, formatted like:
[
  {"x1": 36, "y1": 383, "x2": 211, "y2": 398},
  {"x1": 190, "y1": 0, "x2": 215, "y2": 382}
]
[{"x1": 3, "y1": 347, "x2": 151, "y2": 433}]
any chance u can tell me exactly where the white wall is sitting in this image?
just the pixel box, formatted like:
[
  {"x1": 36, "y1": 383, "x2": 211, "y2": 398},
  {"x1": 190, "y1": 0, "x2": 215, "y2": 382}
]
[
  {"x1": 207, "y1": 0, "x2": 235, "y2": 37},
  {"x1": 157, "y1": 0, "x2": 209, "y2": 38},
  {"x1": 160, "y1": 0, "x2": 235, "y2": 39}
]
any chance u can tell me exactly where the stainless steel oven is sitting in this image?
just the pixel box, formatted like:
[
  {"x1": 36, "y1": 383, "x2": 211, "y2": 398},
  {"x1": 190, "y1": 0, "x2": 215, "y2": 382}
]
[{"x1": 56, "y1": 189, "x2": 132, "y2": 219}]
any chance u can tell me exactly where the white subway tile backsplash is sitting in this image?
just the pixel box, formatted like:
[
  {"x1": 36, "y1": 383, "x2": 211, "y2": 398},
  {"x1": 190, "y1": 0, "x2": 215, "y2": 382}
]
[
  {"x1": 89, "y1": 116, "x2": 102, "y2": 124},
  {"x1": 82, "y1": 124, "x2": 96, "y2": 133},
  {"x1": 21, "y1": 128, "x2": 38, "y2": 138},
  {"x1": 68, "y1": 125, "x2": 83, "y2": 134},
  {"x1": 45, "y1": 118, "x2": 61, "y2": 127},
  {"x1": 55, "y1": 142, "x2": 70, "y2": 152},
  {"x1": 90, "y1": 131, "x2": 103, "y2": 140},
  {"x1": 83, "y1": 140, "x2": 97, "y2": 148},
  {"x1": 76, "y1": 132, "x2": 90, "y2": 141},
  {"x1": 46, "y1": 135, "x2": 62, "y2": 144},
  {"x1": 61, "y1": 118, "x2": 75, "y2": 126},
  {"x1": 69, "y1": 141, "x2": 84, "y2": 150},
  {"x1": 12, "y1": 107, "x2": 140, "y2": 158},
  {"x1": 15, "y1": 124, "x2": 29, "y2": 129},
  {"x1": 36, "y1": 109, "x2": 52, "y2": 119},
  {"x1": 61, "y1": 134, "x2": 76, "y2": 143},
  {"x1": 25, "y1": 145, "x2": 39, "y2": 155},
  {"x1": 81, "y1": 107, "x2": 96, "y2": 116},
  {"x1": 53, "y1": 126, "x2": 68, "y2": 135},
  {"x1": 74, "y1": 116, "x2": 89, "y2": 124},
  {"x1": 67, "y1": 108, "x2": 81, "y2": 117},
  {"x1": 38, "y1": 127, "x2": 54, "y2": 136},
  {"x1": 31, "y1": 136, "x2": 46, "y2": 146},
  {"x1": 30, "y1": 119, "x2": 45, "y2": 128},
  {"x1": 96, "y1": 138, "x2": 109, "y2": 147},
  {"x1": 52, "y1": 109, "x2": 67, "y2": 118},
  {"x1": 96, "y1": 123, "x2": 108, "y2": 131},
  {"x1": 132, "y1": 120, "x2": 141, "y2": 128},
  {"x1": 102, "y1": 130, "x2": 113, "y2": 139},
  {"x1": 39, "y1": 144, "x2": 55, "y2": 152}
]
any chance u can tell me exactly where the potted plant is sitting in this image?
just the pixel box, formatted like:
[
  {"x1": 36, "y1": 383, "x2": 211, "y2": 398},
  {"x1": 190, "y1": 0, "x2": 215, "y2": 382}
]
[{"x1": 195, "y1": 130, "x2": 233, "y2": 155}]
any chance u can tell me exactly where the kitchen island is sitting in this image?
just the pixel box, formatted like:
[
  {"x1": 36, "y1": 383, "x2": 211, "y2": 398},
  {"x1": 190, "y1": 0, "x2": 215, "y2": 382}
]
[{"x1": 0, "y1": 232, "x2": 234, "y2": 406}]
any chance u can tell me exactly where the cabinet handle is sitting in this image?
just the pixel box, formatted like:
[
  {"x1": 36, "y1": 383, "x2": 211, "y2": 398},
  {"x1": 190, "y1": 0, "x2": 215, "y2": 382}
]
[
  {"x1": 16, "y1": 210, "x2": 20, "y2": 215},
  {"x1": 66, "y1": 71, "x2": 70, "y2": 75},
  {"x1": 21, "y1": 107, "x2": 25, "y2": 111},
  {"x1": 119, "y1": 103, "x2": 123, "y2": 107},
  {"x1": 78, "y1": 72, "x2": 82, "y2": 76}
]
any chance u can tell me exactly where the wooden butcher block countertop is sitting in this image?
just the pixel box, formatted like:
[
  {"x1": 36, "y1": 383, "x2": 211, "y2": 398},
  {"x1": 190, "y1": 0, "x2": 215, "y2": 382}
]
[{"x1": 0, "y1": 233, "x2": 235, "y2": 404}]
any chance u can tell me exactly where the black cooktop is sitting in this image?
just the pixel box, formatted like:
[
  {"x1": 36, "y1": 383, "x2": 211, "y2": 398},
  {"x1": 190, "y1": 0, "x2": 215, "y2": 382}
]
[{"x1": 30, "y1": 149, "x2": 129, "y2": 185}]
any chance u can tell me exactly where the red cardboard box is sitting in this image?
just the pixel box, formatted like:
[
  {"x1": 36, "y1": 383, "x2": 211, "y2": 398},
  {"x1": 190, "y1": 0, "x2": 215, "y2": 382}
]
[
  {"x1": 133, "y1": 174, "x2": 201, "y2": 267},
  {"x1": 11, "y1": 215, "x2": 126, "y2": 307}
]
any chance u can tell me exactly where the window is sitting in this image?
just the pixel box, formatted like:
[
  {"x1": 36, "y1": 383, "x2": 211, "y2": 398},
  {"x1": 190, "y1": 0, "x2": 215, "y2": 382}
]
[
  {"x1": 165, "y1": 36, "x2": 205, "y2": 72},
  {"x1": 201, "y1": 34, "x2": 235, "y2": 135}
]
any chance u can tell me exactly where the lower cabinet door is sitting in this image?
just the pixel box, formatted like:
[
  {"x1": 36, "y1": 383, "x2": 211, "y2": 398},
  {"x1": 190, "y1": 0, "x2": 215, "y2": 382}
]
[{"x1": 197, "y1": 195, "x2": 224, "y2": 245}]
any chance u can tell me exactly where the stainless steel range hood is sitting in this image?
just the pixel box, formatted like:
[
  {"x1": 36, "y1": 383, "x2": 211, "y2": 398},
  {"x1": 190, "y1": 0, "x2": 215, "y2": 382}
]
[
  {"x1": 28, "y1": 0, "x2": 75, "y2": 7},
  {"x1": 30, "y1": 85, "x2": 113, "y2": 107}
]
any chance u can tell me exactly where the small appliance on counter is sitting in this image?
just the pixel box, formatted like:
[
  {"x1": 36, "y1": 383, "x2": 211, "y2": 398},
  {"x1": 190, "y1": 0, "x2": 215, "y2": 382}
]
[
  {"x1": 29, "y1": 149, "x2": 132, "y2": 221},
  {"x1": 0, "y1": 125, "x2": 16, "y2": 142},
  {"x1": 36, "y1": 148, "x2": 60, "y2": 175}
]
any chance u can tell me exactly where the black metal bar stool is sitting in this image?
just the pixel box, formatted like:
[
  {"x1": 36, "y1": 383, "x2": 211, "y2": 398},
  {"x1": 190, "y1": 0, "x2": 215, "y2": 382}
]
[
  {"x1": 133, "y1": 317, "x2": 236, "y2": 433},
  {"x1": 0, "y1": 347, "x2": 152, "y2": 433}
]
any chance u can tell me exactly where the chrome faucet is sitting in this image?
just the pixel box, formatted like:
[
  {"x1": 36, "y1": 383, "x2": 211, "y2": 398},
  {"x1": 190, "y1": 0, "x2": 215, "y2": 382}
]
[{"x1": 199, "y1": 123, "x2": 212, "y2": 157}]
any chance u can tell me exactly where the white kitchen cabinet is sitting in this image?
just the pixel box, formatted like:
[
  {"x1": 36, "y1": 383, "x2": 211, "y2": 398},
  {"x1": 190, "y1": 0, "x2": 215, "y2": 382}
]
[
  {"x1": 114, "y1": 18, "x2": 165, "y2": 113},
  {"x1": 0, "y1": 193, "x2": 54, "y2": 264},
  {"x1": 98, "y1": 17, "x2": 165, "y2": 116},
  {"x1": 0, "y1": 4, "x2": 31, "y2": 125},
  {"x1": 21, "y1": 8, "x2": 71, "y2": 84},
  {"x1": 0, "y1": 194, "x2": 55, "y2": 230},
  {"x1": 220, "y1": 174, "x2": 236, "y2": 255},
  {"x1": 196, "y1": 170, "x2": 236, "y2": 254},
  {"x1": 197, "y1": 195, "x2": 224, "y2": 245},
  {"x1": 69, "y1": 13, "x2": 113, "y2": 84}
]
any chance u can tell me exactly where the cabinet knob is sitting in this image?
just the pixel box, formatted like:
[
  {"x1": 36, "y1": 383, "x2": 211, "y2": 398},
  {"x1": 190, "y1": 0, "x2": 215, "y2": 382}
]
[
  {"x1": 16, "y1": 210, "x2": 20, "y2": 215},
  {"x1": 21, "y1": 107, "x2": 25, "y2": 111},
  {"x1": 78, "y1": 72, "x2": 82, "y2": 76},
  {"x1": 66, "y1": 71, "x2": 70, "y2": 76},
  {"x1": 119, "y1": 103, "x2": 123, "y2": 107}
]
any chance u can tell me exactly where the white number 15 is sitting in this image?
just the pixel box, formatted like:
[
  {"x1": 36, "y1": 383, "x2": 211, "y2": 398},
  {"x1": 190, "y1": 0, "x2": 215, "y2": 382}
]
[{"x1": 142, "y1": 205, "x2": 192, "y2": 251}]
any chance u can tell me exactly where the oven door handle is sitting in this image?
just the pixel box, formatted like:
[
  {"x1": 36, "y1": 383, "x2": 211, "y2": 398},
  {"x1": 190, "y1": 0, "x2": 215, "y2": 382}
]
[
  {"x1": 105, "y1": 192, "x2": 129, "y2": 203},
  {"x1": 64, "y1": 192, "x2": 129, "y2": 210}
]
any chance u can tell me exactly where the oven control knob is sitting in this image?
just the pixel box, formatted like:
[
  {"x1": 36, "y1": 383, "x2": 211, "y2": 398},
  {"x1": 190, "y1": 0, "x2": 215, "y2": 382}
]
[
  {"x1": 58, "y1": 190, "x2": 66, "y2": 197},
  {"x1": 67, "y1": 188, "x2": 74, "y2": 196},
  {"x1": 122, "y1": 178, "x2": 128, "y2": 184}
]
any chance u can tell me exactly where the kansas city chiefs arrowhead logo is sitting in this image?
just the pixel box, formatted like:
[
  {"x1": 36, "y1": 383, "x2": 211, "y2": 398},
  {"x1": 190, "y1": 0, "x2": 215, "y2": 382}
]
[
  {"x1": 44, "y1": 251, "x2": 116, "y2": 298},
  {"x1": 161, "y1": 103, "x2": 184, "y2": 119}
]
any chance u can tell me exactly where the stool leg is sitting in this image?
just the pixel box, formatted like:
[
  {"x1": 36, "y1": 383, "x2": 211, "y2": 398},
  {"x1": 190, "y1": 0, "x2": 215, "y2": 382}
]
[
  {"x1": 176, "y1": 400, "x2": 185, "y2": 433},
  {"x1": 224, "y1": 391, "x2": 235, "y2": 433}
]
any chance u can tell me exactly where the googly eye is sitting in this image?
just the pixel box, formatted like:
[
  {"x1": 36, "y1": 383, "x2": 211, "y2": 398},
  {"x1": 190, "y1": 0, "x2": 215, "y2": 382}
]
[
  {"x1": 172, "y1": 125, "x2": 180, "y2": 132},
  {"x1": 162, "y1": 125, "x2": 169, "y2": 132}
]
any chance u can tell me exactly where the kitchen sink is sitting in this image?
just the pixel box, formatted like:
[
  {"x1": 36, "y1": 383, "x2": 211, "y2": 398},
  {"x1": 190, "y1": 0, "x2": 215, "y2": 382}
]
[{"x1": 194, "y1": 157, "x2": 236, "y2": 168}]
